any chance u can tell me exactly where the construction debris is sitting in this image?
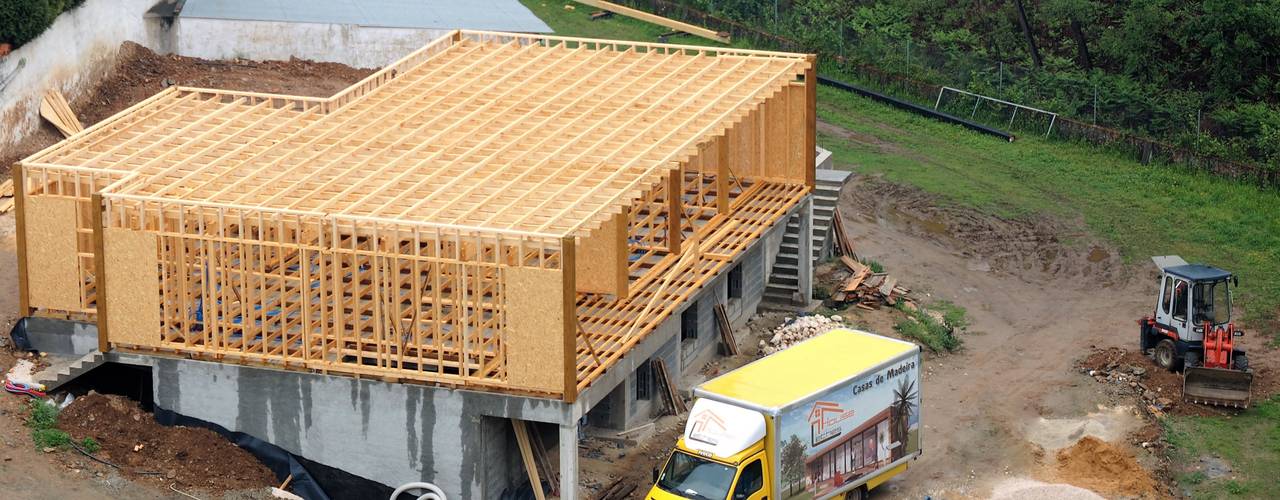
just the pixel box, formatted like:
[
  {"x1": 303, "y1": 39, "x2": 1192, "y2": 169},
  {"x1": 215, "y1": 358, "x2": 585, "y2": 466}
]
[
  {"x1": 829, "y1": 210, "x2": 855, "y2": 257},
  {"x1": 39, "y1": 89, "x2": 83, "y2": 137},
  {"x1": 713, "y1": 303, "x2": 740, "y2": 356},
  {"x1": 593, "y1": 477, "x2": 638, "y2": 500},
  {"x1": 0, "y1": 178, "x2": 15, "y2": 214},
  {"x1": 758, "y1": 314, "x2": 846, "y2": 354},
  {"x1": 830, "y1": 256, "x2": 911, "y2": 310},
  {"x1": 652, "y1": 359, "x2": 686, "y2": 415}
]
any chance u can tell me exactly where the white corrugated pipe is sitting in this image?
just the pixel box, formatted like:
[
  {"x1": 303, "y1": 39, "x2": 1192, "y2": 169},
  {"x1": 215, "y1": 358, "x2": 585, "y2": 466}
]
[{"x1": 391, "y1": 482, "x2": 446, "y2": 500}]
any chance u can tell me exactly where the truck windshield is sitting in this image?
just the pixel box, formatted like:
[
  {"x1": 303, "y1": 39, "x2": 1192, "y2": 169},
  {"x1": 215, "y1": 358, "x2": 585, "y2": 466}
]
[
  {"x1": 656, "y1": 450, "x2": 735, "y2": 500},
  {"x1": 1193, "y1": 279, "x2": 1231, "y2": 325}
]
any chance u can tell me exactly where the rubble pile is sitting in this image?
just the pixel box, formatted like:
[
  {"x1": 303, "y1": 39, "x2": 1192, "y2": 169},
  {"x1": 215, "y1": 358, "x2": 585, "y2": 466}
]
[
  {"x1": 1078, "y1": 348, "x2": 1184, "y2": 417},
  {"x1": 759, "y1": 314, "x2": 845, "y2": 354}
]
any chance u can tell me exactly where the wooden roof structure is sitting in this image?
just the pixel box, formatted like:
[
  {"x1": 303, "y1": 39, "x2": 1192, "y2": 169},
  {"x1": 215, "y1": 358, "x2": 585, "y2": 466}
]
[{"x1": 24, "y1": 30, "x2": 809, "y2": 239}]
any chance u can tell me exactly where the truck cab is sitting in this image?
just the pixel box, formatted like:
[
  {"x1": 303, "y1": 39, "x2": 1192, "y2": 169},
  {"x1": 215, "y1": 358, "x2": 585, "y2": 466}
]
[
  {"x1": 648, "y1": 328, "x2": 922, "y2": 500},
  {"x1": 650, "y1": 399, "x2": 770, "y2": 500}
]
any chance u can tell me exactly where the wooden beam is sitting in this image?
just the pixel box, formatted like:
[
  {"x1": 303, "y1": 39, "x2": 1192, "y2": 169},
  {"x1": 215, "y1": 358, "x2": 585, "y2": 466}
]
[
  {"x1": 805, "y1": 54, "x2": 817, "y2": 189},
  {"x1": 561, "y1": 236, "x2": 578, "y2": 403},
  {"x1": 511, "y1": 420, "x2": 546, "y2": 500},
  {"x1": 666, "y1": 170, "x2": 682, "y2": 254},
  {"x1": 14, "y1": 164, "x2": 30, "y2": 316},
  {"x1": 572, "y1": 0, "x2": 730, "y2": 44},
  {"x1": 91, "y1": 194, "x2": 108, "y2": 352}
]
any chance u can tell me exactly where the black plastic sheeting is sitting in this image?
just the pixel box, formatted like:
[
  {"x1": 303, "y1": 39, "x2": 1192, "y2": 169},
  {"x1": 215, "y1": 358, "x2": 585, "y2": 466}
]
[
  {"x1": 816, "y1": 75, "x2": 1016, "y2": 142},
  {"x1": 8, "y1": 317, "x2": 35, "y2": 352}
]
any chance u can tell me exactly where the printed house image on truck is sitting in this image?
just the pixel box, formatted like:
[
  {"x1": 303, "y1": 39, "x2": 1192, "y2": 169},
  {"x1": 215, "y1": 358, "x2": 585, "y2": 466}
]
[{"x1": 779, "y1": 358, "x2": 920, "y2": 499}]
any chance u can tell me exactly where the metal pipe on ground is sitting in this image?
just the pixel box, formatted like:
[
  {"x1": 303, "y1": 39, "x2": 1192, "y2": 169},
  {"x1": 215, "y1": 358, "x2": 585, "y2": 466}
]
[{"x1": 816, "y1": 75, "x2": 1016, "y2": 142}]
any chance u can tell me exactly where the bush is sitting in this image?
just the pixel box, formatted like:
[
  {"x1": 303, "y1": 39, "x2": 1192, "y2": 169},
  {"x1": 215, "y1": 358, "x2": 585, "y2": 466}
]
[{"x1": 0, "y1": 0, "x2": 70, "y2": 48}]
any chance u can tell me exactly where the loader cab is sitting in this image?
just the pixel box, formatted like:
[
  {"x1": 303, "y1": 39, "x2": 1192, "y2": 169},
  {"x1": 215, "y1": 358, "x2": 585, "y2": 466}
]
[{"x1": 1155, "y1": 264, "x2": 1233, "y2": 342}]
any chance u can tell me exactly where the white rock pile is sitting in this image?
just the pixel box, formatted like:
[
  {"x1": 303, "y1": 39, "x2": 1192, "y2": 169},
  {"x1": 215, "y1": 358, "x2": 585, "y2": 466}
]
[{"x1": 759, "y1": 314, "x2": 845, "y2": 355}]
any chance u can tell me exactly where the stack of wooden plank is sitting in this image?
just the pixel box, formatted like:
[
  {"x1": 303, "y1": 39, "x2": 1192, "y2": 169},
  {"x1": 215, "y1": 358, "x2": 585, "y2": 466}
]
[
  {"x1": 830, "y1": 256, "x2": 911, "y2": 310},
  {"x1": 652, "y1": 359, "x2": 686, "y2": 415},
  {"x1": 829, "y1": 211, "x2": 855, "y2": 257},
  {"x1": 0, "y1": 179, "x2": 14, "y2": 214},
  {"x1": 40, "y1": 90, "x2": 83, "y2": 138},
  {"x1": 593, "y1": 478, "x2": 638, "y2": 500}
]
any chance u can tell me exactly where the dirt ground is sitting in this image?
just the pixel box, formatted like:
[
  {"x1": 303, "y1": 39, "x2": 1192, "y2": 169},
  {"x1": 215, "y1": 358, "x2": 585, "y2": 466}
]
[{"x1": 583, "y1": 172, "x2": 1279, "y2": 500}]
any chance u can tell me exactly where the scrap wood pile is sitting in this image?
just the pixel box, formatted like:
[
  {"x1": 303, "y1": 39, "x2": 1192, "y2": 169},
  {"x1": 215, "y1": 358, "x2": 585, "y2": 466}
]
[
  {"x1": 0, "y1": 178, "x2": 13, "y2": 214},
  {"x1": 826, "y1": 211, "x2": 911, "y2": 310},
  {"x1": 758, "y1": 314, "x2": 845, "y2": 355},
  {"x1": 830, "y1": 255, "x2": 911, "y2": 310}
]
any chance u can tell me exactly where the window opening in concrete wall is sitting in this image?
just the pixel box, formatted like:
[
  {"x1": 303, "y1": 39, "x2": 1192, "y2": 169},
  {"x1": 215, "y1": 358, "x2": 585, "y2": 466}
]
[
  {"x1": 728, "y1": 263, "x2": 743, "y2": 299},
  {"x1": 681, "y1": 304, "x2": 699, "y2": 342},
  {"x1": 635, "y1": 359, "x2": 653, "y2": 401}
]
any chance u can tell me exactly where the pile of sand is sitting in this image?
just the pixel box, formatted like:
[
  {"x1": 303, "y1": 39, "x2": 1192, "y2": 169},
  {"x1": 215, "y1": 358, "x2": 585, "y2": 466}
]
[{"x1": 1054, "y1": 436, "x2": 1160, "y2": 498}]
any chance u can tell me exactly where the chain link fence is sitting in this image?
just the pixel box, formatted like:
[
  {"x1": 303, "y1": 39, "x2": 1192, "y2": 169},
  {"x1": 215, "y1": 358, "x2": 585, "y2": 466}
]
[{"x1": 603, "y1": 0, "x2": 1279, "y2": 187}]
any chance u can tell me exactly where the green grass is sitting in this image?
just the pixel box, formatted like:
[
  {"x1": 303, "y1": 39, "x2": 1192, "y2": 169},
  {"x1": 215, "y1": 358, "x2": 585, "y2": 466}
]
[
  {"x1": 26, "y1": 400, "x2": 70, "y2": 449},
  {"x1": 817, "y1": 87, "x2": 1280, "y2": 331},
  {"x1": 894, "y1": 300, "x2": 966, "y2": 352},
  {"x1": 1164, "y1": 397, "x2": 1280, "y2": 499}
]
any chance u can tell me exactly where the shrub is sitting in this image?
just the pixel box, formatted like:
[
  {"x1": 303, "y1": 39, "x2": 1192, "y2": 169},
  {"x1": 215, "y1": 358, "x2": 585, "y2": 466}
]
[
  {"x1": 894, "y1": 300, "x2": 966, "y2": 352},
  {"x1": 80, "y1": 437, "x2": 100, "y2": 453},
  {"x1": 0, "y1": 0, "x2": 69, "y2": 48}
]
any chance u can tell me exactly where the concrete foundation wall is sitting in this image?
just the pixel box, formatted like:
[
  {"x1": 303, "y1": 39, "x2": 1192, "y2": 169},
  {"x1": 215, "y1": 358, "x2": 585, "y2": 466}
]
[
  {"x1": 147, "y1": 357, "x2": 570, "y2": 493},
  {"x1": 173, "y1": 19, "x2": 453, "y2": 68}
]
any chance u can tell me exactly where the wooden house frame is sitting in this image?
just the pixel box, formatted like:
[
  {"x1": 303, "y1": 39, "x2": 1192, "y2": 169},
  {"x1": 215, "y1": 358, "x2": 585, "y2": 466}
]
[{"x1": 16, "y1": 30, "x2": 815, "y2": 402}]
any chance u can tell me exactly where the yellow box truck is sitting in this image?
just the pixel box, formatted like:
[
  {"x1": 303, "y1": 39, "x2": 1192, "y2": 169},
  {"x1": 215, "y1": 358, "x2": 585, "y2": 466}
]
[{"x1": 647, "y1": 328, "x2": 922, "y2": 500}]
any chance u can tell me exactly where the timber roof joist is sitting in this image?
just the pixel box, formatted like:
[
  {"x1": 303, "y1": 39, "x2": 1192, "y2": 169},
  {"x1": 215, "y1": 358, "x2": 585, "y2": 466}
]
[{"x1": 26, "y1": 30, "x2": 810, "y2": 239}]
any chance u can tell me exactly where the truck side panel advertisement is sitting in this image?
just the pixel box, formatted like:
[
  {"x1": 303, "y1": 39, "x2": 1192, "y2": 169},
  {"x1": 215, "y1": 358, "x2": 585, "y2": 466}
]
[{"x1": 775, "y1": 351, "x2": 921, "y2": 499}]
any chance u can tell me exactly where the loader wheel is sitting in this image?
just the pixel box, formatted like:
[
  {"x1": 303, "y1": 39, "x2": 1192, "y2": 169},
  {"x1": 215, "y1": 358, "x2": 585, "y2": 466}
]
[
  {"x1": 1235, "y1": 353, "x2": 1250, "y2": 372},
  {"x1": 1154, "y1": 339, "x2": 1179, "y2": 371}
]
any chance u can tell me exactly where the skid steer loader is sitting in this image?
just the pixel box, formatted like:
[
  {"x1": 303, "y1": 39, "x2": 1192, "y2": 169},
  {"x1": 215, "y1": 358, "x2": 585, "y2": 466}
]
[{"x1": 1138, "y1": 256, "x2": 1253, "y2": 408}]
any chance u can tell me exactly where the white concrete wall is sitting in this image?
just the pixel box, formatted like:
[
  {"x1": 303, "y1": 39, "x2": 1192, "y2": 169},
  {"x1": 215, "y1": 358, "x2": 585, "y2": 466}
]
[
  {"x1": 0, "y1": 0, "x2": 166, "y2": 152},
  {"x1": 173, "y1": 18, "x2": 453, "y2": 68}
]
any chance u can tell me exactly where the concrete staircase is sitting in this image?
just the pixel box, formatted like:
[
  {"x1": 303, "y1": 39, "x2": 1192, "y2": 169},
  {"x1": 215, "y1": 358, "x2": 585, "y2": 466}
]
[
  {"x1": 33, "y1": 351, "x2": 105, "y2": 391},
  {"x1": 764, "y1": 169, "x2": 850, "y2": 304}
]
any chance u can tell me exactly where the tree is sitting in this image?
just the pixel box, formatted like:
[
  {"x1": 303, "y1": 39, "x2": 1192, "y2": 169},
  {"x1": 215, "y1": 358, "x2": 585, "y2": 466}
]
[
  {"x1": 780, "y1": 434, "x2": 806, "y2": 496},
  {"x1": 1012, "y1": 0, "x2": 1043, "y2": 68},
  {"x1": 890, "y1": 377, "x2": 918, "y2": 462}
]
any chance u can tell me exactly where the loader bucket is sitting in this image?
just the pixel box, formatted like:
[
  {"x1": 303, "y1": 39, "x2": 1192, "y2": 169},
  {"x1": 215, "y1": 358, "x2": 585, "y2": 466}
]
[{"x1": 1184, "y1": 367, "x2": 1253, "y2": 408}]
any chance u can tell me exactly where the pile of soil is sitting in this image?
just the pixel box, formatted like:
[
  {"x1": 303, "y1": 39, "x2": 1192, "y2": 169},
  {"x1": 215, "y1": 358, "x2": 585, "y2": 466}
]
[
  {"x1": 1078, "y1": 347, "x2": 1248, "y2": 417},
  {"x1": 1055, "y1": 436, "x2": 1161, "y2": 498},
  {"x1": 58, "y1": 392, "x2": 276, "y2": 491},
  {"x1": 2, "y1": 41, "x2": 373, "y2": 175}
]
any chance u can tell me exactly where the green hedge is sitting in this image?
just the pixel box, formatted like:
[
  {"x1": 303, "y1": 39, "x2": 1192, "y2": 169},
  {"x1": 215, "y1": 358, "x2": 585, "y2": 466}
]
[{"x1": 0, "y1": 0, "x2": 86, "y2": 49}]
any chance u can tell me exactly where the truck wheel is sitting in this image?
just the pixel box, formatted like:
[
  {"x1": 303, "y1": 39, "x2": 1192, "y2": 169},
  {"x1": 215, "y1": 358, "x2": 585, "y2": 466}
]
[
  {"x1": 1154, "y1": 339, "x2": 1179, "y2": 371},
  {"x1": 845, "y1": 486, "x2": 868, "y2": 500},
  {"x1": 1184, "y1": 351, "x2": 1201, "y2": 369},
  {"x1": 1235, "y1": 352, "x2": 1250, "y2": 372}
]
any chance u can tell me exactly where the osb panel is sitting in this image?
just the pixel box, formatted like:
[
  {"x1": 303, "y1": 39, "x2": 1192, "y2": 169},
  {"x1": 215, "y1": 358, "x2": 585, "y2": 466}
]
[
  {"x1": 505, "y1": 267, "x2": 565, "y2": 394},
  {"x1": 103, "y1": 229, "x2": 160, "y2": 347},
  {"x1": 576, "y1": 212, "x2": 627, "y2": 297},
  {"x1": 25, "y1": 196, "x2": 81, "y2": 311},
  {"x1": 786, "y1": 82, "x2": 809, "y2": 182}
]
